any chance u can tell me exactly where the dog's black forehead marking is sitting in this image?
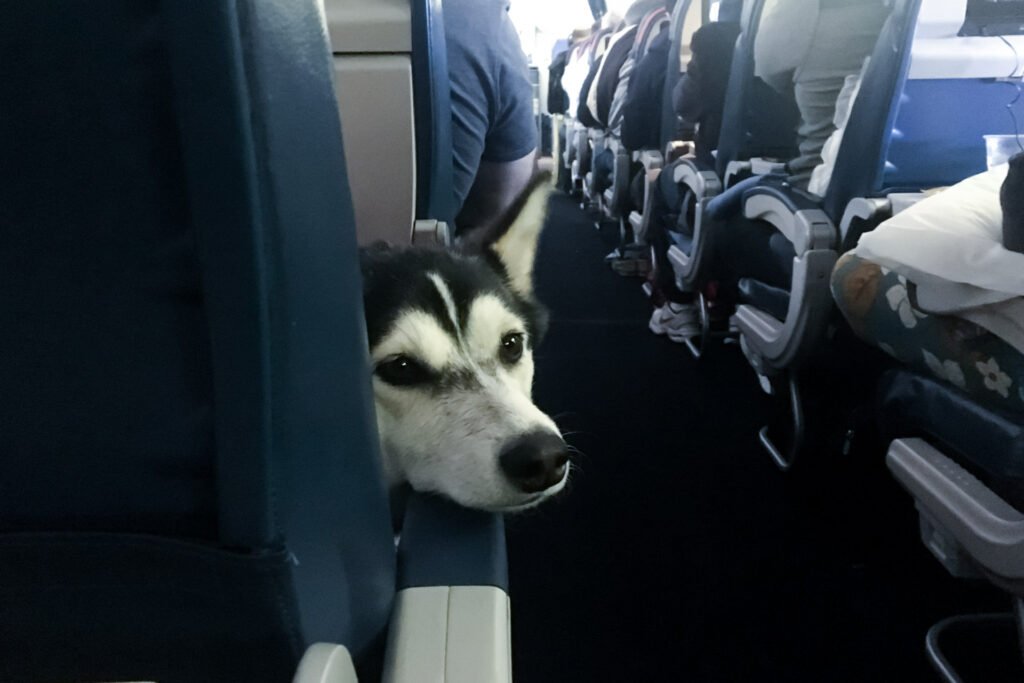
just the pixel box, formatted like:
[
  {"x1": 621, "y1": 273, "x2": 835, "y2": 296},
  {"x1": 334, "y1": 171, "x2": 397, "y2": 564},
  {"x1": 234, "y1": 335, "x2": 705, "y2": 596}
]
[{"x1": 360, "y1": 245, "x2": 545, "y2": 350}]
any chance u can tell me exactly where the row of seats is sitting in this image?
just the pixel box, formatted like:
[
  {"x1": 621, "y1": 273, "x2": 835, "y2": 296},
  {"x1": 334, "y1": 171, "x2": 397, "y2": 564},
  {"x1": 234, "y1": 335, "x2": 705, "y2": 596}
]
[
  {"x1": 558, "y1": 0, "x2": 1024, "y2": 677},
  {"x1": 0, "y1": 1, "x2": 509, "y2": 681}
]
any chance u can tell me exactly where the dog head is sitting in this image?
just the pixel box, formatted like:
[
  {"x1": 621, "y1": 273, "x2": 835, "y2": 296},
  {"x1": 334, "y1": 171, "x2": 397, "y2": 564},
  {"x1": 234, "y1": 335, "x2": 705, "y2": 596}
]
[{"x1": 360, "y1": 174, "x2": 568, "y2": 511}]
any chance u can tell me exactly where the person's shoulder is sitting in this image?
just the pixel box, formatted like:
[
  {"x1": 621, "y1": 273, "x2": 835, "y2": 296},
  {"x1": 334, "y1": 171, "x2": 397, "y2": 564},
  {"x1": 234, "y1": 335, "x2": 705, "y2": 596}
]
[{"x1": 444, "y1": 0, "x2": 513, "y2": 41}]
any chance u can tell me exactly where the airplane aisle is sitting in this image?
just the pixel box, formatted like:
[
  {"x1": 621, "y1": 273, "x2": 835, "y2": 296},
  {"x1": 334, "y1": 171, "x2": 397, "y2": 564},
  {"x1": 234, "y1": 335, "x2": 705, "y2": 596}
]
[{"x1": 505, "y1": 191, "x2": 1012, "y2": 682}]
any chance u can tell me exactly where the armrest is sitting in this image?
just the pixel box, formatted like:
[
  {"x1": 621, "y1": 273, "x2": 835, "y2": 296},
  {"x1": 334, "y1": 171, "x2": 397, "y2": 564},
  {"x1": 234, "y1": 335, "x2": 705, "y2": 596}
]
[
  {"x1": 672, "y1": 159, "x2": 722, "y2": 200},
  {"x1": 634, "y1": 149, "x2": 664, "y2": 170},
  {"x1": 731, "y1": 249, "x2": 838, "y2": 374},
  {"x1": 411, "y1": 219, "x2": 451, "y2": 247},
  {"x1": 665, "y1": 140, "x2": 692, "y2": 164},
  {"x1": 667, "y1": 195, "x2": 717, "y2": 291},
  {"x1": 838, "y1": 197, "x2": 891, "y2": 249},
  {"x1": 838, "y1": 192, "x2": 927, "y2": 250},
  {"x1": 723, "y1": 160, "x2": 752, "y2": 189},
  {"x1": 887, "y1": 438, "x2": 1024, "y2": 585},
  {"x1": 748, "y1": 157, "x2": 788, "y2": 175},
  {"x1": 397, "y1": 493, "x2": 506, "y2": 589},
  {"x1": 383, "y1": 493, "x2": 511, "y2": 683},
  {"x1": 743, "y1": 185, "x2": 836, "y2": 255}
]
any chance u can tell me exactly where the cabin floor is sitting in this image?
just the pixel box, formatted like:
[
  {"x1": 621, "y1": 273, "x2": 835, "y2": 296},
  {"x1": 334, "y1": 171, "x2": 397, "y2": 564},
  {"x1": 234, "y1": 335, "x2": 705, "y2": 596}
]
[{"x1": 505, "y1": 191, "x2": 1017, "y2": 682}]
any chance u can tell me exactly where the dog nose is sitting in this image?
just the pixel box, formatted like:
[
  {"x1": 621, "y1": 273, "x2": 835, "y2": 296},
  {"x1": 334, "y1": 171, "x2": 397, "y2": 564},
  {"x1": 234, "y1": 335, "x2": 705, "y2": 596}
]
[{"x1": 499, "y1": 431, "x2": 569, "y2": 493}]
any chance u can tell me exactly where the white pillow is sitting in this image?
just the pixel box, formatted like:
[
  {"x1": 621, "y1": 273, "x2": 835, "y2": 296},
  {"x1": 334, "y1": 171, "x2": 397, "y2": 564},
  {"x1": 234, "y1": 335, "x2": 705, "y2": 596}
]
[{"x1": 854, "y1": 163, "x2": 1024, "y2": 313}]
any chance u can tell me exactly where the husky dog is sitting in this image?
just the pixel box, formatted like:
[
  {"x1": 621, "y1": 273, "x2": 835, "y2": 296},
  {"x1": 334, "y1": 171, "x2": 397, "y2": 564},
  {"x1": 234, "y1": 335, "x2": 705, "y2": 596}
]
[{"x1": 360, "y1": 174, "x2": 569, "y2": 511}]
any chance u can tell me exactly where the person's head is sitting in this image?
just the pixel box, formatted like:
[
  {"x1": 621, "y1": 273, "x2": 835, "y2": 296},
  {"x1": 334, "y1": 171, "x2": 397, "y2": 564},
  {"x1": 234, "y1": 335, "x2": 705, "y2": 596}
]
[{"x1": 571, "y1": 27, "x2": 592, "y2": 43}]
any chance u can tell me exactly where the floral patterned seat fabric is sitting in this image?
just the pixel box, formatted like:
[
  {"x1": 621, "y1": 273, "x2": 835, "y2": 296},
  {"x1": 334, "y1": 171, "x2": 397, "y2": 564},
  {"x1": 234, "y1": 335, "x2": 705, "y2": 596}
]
[{"x1": 832, "y1": 252, "x2": 1024, "y2": 415}]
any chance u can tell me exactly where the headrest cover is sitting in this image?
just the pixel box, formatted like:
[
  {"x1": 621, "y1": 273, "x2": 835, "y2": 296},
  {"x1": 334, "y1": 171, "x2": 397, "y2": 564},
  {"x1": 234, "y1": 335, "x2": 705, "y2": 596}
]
[{"x1": 914, "y1": 0, "x2": 968, "y2": 39}]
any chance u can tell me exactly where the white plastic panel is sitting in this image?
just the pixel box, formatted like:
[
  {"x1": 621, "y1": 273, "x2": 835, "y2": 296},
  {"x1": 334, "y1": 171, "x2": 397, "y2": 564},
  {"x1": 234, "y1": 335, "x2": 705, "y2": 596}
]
[
  {"x1": 909, "y1": 35, "x2": 1024, "y2": 79},
  {"x1": 324, "y1": 0, "x2": 411, "y2": 54},
  {"x1": 383, "y1": 586, "x2": 512, "y2": 683},
  {"x1": 333, "y1": 55, "x2": 416, "y2": 245},
  {"x1": 914, "y1": 0, "x2": 968, "y2": 39}
]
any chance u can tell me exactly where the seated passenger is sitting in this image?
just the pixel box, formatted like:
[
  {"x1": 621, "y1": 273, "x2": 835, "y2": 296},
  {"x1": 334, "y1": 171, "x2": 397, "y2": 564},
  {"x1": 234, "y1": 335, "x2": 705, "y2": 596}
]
[
  {"x1": 651, "y1": 0, "x2": 890, "y2": 335},
  {"x1": 608, "y1": 2, "x2": 672, "y2": 141},
  {"x1": 562, "y1": 25, "x2": 601, "y2": 118},
  {"x1": 619, "y1": 22, "x2": 672, "y2": 153},
  {"x1": 643, "y1": 17, "x2": 742, "y2": 338},
  {"x1": 587, "y1": 0, "x2": 665, "y2": 197},
  {"x1": 547, "y1": 42, "x2": 572, "y2": 116},
  {"x1": 445, "y1": 0, "x2": 538, "y2": 235},
  {"x1": 754, "y1": 0, "x2": 889, "y2": 190}
]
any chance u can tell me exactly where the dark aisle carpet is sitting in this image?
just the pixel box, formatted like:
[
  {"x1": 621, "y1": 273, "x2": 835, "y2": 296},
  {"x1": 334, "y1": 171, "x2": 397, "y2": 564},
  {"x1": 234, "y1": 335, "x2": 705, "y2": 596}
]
[{"x1": 505, "y1": 193, "x2": 1009, "y2": 682}]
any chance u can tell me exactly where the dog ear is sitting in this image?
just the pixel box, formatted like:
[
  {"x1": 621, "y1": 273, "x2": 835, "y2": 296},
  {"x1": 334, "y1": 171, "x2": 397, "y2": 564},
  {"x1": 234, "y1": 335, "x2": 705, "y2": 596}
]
[{"x1": 464, "y1": 172, "x2": 552, "y2": 297}]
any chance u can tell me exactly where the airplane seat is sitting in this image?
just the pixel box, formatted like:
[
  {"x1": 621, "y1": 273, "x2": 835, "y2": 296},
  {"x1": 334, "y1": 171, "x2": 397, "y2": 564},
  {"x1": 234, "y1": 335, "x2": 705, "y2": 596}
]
[
  {"x1": 626, "y1": 0, "x2": 699, "y2": 244},
  {"x1": 0, "y1": 2, "x2": 510, "y2": 681},
  {"x1": 326, "y1": 0, "x2": 419, "y2": 246},
  {"x1": 731, "y1": 0, "x2": 1024, "y2": 468},
  {"x1": 603, "y1": 6, "x2": 671, "y2": 225},
  {"x1": 665, "y1": 0, "x2": 799, "y2": 332},
  {"x1": 410, "y1": 0, "x2": 456, "y2": 245},
  {"x1": 877, "y1": 370, "x2": 1024, "y2": 680}
]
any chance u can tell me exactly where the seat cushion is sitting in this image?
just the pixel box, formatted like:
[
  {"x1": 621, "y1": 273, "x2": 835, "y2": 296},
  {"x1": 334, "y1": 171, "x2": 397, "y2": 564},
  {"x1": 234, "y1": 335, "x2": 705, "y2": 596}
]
[
  {"x1": 833, "y1": 253, "x2": 1024, "y2": 416},
  {"x1": 738, "y1": 278, "x2": 790, "y2": 322}
]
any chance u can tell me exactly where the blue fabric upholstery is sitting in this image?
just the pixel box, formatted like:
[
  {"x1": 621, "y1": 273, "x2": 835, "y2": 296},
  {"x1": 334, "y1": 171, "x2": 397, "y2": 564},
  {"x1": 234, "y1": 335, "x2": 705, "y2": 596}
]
[
  {"x1": 412, "y1": 0, "x2": 456, "y2": 225},
  {"x1": 883, "y1": 79, "x2": 1024, "y2": 189},
  {"x1": 397, "y1": 493, "x2": 510, "y2": 591},
  {"x1": 713, "y1": 0, "x2": 800, "y2": 179},
  {"x1": 0, "y1": 1, "x2": 215, "y2": 540},
  {"x1": 660, "y1": 0, "x2": 694, "y2": 151},
  {"x1": 0, "y1": 2, "x2": 395, "y2": 680}
]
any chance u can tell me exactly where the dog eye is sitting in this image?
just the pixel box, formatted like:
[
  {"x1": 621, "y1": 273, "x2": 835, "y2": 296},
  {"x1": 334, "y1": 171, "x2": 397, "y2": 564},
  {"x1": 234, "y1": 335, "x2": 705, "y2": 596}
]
[
  {"x1": 499, "y1": 332, "x2": 525, "y2": 365},
  {"x1": 375, "y1": 355, "x2": 433, "y2": 386}
]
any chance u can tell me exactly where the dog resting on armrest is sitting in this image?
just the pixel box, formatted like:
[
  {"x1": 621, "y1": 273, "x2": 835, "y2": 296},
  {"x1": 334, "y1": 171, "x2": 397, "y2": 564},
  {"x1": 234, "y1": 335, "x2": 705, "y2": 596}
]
[{"x1": 359, "y1": 174, "x2": 569, "y2": 512}]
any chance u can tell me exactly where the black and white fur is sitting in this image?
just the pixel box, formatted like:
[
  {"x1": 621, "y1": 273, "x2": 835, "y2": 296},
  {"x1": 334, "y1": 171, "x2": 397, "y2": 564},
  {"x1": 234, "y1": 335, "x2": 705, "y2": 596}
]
[{"x1": 360, "y1": 174, "x2": 569, "y2": 511}]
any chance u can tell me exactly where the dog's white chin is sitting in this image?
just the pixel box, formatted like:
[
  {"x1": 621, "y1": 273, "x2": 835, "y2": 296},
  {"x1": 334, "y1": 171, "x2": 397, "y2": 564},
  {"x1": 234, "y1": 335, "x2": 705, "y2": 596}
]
[
  {"x1": 463, "y1": 466, "x2": 571, "y2": 513},
  {"x1": 387, "y1": 457, "x2": 570, "y2": 513}
]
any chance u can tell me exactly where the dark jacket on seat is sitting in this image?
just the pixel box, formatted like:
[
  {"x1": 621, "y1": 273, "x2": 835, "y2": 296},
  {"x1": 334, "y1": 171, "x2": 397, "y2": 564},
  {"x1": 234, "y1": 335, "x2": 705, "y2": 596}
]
[
  {"x1": 620, "y1": 27, "x2": 670, "y2": 152},
  {"x1": 594, "y1": 26, "x2": 638, "y2": 128},
  {"x1": 673, "y1": 21, "x2": 741, "y2": 166}
]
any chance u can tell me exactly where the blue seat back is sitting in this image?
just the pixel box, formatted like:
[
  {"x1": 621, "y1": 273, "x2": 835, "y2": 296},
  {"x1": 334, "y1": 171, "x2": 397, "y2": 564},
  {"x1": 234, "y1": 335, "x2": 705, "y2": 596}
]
[
  {"x1": 659, "y1": 0, "x2": 696, "y2": 150},
  {"x1": 824, "y1": 0, "x2": 1024, "y2": 219},
  {"x1": 0, "y1": 1, "x2": 395, "y2": 680},
  {"x1": 714, "y1": 0, "x2": 800, "y2": 178},
  {"x1": 412, "y1": 0, "x2": 456, "y2": 226}
]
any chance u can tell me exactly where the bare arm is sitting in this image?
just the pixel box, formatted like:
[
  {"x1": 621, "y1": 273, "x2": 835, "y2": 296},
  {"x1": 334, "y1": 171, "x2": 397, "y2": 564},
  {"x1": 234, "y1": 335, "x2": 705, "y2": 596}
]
[{"x1": 455, "y1": 150, "x2": 537, "y2": 234}]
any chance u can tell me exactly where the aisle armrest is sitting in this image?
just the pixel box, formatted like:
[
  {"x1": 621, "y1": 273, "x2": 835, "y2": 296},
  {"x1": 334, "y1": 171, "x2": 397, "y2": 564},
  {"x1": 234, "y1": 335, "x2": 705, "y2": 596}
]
[
  {"x1": 887, "y1": 438, "x2": 1024, "y2": 585},
  {"x1": 673, "y1": 159, "x2": 722, "y2": 200},
  {"x1": 383, "y1": 493, "x2": 511, "y2": 683},
  {"x1": 742, "y1": 184, "x2": 836, "y2": 255}
]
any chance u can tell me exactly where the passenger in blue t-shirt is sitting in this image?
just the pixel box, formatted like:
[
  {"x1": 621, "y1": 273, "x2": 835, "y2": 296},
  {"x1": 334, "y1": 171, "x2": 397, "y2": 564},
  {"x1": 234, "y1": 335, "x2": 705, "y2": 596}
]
[{"x1": 444, "y1": 0, "x2": 538, "y2": 234}]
